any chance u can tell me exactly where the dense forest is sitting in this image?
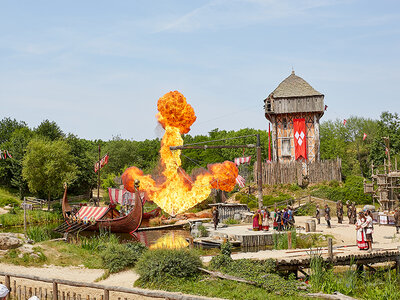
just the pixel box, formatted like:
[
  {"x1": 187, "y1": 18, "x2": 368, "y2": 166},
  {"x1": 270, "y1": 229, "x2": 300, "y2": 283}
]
[{"x1": 0, "y1": 112, "x2": 399, "y2": 201}]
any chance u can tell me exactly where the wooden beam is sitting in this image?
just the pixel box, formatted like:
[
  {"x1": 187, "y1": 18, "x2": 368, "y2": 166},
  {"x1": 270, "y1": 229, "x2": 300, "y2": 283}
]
[{"x1": 170, "y1": 144, "x2": 256, "y2": 150}]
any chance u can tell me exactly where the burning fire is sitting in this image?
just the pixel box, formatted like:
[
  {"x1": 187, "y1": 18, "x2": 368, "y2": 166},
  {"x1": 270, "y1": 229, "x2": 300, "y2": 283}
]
[{"x1": 122, "y1": 91, "x2": 238, "y2": 215}]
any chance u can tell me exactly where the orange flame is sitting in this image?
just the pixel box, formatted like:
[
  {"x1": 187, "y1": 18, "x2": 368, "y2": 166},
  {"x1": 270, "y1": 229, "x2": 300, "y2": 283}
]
[{"x1": 122, "y1": 91, "x2": 238, "y2": 215}]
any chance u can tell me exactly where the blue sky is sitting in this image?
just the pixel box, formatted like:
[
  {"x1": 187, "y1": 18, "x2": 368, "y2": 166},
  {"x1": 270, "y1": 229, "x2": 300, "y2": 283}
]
[{"x1": 1, "y1": 0, "x2": 399, "y2": 141}]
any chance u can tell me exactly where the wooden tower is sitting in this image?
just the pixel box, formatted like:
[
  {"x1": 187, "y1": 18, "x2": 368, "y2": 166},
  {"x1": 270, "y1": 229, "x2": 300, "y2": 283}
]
[{"x1": 264, "y1": 71, "x2": 325, "y2": 163}]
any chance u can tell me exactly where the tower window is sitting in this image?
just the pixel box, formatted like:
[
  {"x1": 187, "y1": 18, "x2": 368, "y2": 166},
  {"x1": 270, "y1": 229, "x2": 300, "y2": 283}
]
[
  {"x1": 266, "y1": 99, "x2": 272, "y2": 112},
  {"x1": 283, "y1": 118, "x2": 287, "y2": 130},
  {"x1": 281, "y1": 138, "x2": 291, "y2": 157}
]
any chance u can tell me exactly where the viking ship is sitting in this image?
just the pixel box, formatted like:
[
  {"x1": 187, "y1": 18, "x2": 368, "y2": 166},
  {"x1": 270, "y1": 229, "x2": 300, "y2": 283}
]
[{"x1": 55, "y1": 182, "x2": 143, "y2": 234}]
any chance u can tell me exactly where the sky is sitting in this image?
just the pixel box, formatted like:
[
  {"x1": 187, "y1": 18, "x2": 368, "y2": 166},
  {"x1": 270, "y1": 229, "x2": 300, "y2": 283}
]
[{"x1": 1, "y1": 0, "x2": 400, "y2": 141}]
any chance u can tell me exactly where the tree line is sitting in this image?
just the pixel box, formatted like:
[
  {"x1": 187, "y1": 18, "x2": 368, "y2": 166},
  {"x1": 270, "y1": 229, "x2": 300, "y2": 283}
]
[{"x1": 0, "y1": 112, "x2": 398, "y2": 201}]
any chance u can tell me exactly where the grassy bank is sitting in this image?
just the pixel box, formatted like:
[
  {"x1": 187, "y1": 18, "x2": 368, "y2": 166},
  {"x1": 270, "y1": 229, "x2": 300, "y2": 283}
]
[
  {"x1": 0, "y1": 210, "x2": 62, "y2": 227},
  {"x1": 0, "y1": 187, "x2": 20, "y2": 207}
]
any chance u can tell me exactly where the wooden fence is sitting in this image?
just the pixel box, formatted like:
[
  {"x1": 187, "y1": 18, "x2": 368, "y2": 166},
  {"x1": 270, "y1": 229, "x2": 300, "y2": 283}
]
[
  {"x1": 0, "y1": 271, "x2": 217, "y2": 300},
  {"x1": 254, "y1": 158, "x2": 342, "y2": 186}
]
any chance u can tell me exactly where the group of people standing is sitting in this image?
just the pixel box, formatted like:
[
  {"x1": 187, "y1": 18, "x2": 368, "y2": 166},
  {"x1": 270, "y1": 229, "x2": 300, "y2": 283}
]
[
  {"x1": 252, "y1": 209, "x2": 271, "y2": 231},
  {"x1": 315, "y1": 200, "x2": 374, "y2": 251},
  {"x1": 356, "y1": 210, "x2": 374, "y2": 251},
  {"x1": 252, "y1": 207, "x2": 295, "y2": 231}
]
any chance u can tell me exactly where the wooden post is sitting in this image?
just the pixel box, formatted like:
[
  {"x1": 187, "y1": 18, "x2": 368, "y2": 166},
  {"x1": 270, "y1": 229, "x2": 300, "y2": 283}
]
[
  {"x1": 287, "y1": 231, "x2": 292, "y2": 249},
  {"x1": 256, "y1": 134, "x2": 263, "y2": 209},
  {"x1": 308, "y1": 195, "x2": 311, "y2": 203},
  {"x1": 13, "y1": 280, "x2": 16, "y2": 299},
  {"x1": 104, "y1": 289, "x2": 109, "y2": 300},
  {"x1": 328, "y1": 238, "x2": 333, "y2": 260},
  {"x1": 53, "y1": 281, "x2": 58, "y2": 300},
  {"x1": 4, "y1": 275, "x2": 10, "y2": 300},
  {"x1": 97, "y1": 144, "x2": 101, "y2": 207},
  {"x1": 23, "y1": 197, "x2": 27, "y2": 238}
]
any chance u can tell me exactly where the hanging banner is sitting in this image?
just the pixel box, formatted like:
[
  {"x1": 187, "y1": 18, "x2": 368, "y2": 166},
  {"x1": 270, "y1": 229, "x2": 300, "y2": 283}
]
[
  {"x1": 94, "y1": 154, "x2": 109, "y2": 172},
  {"x1": 234, "y1": 156, "x2": 251, "y2": 166},
  {"x1": 293, "y1": 118, "x2": 307, "y2": 160}
]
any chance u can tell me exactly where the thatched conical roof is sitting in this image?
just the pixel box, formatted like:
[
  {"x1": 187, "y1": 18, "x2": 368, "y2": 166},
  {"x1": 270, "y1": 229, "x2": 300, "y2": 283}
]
[{"x1": 270, "y1": 71, "x2": 322, "y2": 99}]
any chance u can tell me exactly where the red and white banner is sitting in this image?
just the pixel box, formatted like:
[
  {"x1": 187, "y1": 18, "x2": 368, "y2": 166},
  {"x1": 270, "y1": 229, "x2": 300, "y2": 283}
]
[
  {"x1": 76, "y1": 206, "x2": 108, "y2": 221},
  {"x1": 236, "y1": 175, "x2": 246, "y2": 188},
  {"x1": 94, "y1": 154, "x2": 109, "y2": 172},
  {"x1": 234, "y1": 156, "x2": 251, "y2": 166},
  {"x1": 343, "y1": 119, "x2": 347, "y2": 126},
  {"x1": 0, "y1": 150, "x2": 12, "y2": 159},
  {"x1": 363, "y1": 133, "x2": 367, "y2": 141},
  {"x1": 293, "y1": 118, "x2": 307, "y2": 160}
]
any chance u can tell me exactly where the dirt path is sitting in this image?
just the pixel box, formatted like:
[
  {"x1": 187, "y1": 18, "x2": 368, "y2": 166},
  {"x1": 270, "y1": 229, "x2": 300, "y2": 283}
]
[{"x1": 0, "y1": 263, "x2": 161, "y2": 300}]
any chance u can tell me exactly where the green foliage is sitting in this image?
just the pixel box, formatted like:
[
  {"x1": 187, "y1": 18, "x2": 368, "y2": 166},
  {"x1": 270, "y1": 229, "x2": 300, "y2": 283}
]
[
  {"x1": 27, "y1": 225, "x2": 62, "y2": 242},
  {"x1": 235, "y1": 193, "x2": 258, "y2": 209},
  {"x1": 0, "y1": 210, "x2": 62, "y2": 227},
  {"x1": 22, "y1": 139, "x2": 77, "y2": 201},
  {"x1": 100, "y1": 242, "x2": 147, "y2": 273},
  {"x1": 198, "y1": 225, "x2": 208, "y2": 237},
  {"x1": 136, "y1": 249, "x2": 202, "y2": 282},
  {"x1": 262, "y1": 193, "x2": 294, "y2": 206},
  {"x1": 209, "y1": 254, "x2": 234, "y2": 270},
  {"x1": 0, "y1": 197, "x2": 20, "y2": 207},
  {"x1": 295, "y1": 202, "x2": 316, "y2": 216},
  {"x1": 310, "y1": 176, "x2": 372, "y2": 204},
  {"x1": 34, "y1": 119, "x2": 64, "y2": 141},
  {"x1": 309, "y1": 254, "x2": 400, "y2": 299},
  {"x1": 223, "y1": 218, "x2": 240, "y2": 225},
  {"x1": 101, "y1": 173, "x2": 119, "y2": 190},
  {"x1": 221, "y1": 241, "x2": 232, "y2": 256},
  {"x1": 135, "y1": 275, "x2": 302, "y2": 300},
  {"x1": 4, "y1": 247, "x2": 47, "y2": 266},
  {"x1": 79, "y1": 231, "x2": 120, "y2": 252}
]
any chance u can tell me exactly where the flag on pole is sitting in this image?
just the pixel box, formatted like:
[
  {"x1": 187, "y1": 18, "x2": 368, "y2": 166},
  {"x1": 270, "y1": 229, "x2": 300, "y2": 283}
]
[
  {"x1": 324, "y1": 105, "x2": 328, "y2": 111},
  {"x1": 385, "y1": 147, "x2": 389, "y2": 155},
  {"x1": 236, "y1": 175, "x2": 246, "y2": 188},
  {"x1": 363, "y1": 133, "x2": 367, "y2": 141},
  {"x1": 95, "y1": 154, "x2": 109, "y2": 172},
  {"x1": 343, "y1": 119, "x2": 347, "y2": 126}
]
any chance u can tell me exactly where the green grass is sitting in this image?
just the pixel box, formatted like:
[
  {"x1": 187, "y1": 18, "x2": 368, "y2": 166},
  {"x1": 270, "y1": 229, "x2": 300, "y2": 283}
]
[
  {"x1": 0, "y1": 187, "x2": 20, "y2": 207},
  {"x1": 223, "y1": 218, "x2": 240, "y2": 225},
  {"x1": 0, "y1": 210, "x2": 62, "y2": 227},
  {"x1": 26, "y1": 224, "x2": 62, "y2": 242},
  {"x1": 135, "y1": 276, "x2": 305, "y2": 300}
]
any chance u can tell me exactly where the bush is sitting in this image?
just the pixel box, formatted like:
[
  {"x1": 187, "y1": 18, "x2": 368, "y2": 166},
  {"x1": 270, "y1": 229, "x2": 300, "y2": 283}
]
[
  {"x1": 223, "y1": 218, "x2": 240, "y2": 225},
  {"x1": 27, "y1": 225, "x2": 62, "y2": 242},
  {"x1": 136, "y1": 249, "x2": 201, "y2": 282},
  {"x1": 220, "y1": 241, "x2": 232, "y2": 256},
  {"x1": 198, "y1": 225, "x2": 208, "y2": 237},
  {"x1": 100, "y1": 242, "x2": 147, "y2": 273},
  {"x1": 0, "y1": 197, "x2": 20, "y2": 207},
  {"x1": 235, "y1": 193, "x2": 258, "y2": 209},
  {"x1": 209, "y1": 254, "x2": 233, "y2": 270}
]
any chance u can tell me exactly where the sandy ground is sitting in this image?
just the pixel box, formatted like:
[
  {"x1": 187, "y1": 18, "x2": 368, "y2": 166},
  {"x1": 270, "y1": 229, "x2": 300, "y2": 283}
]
[{"x1": 201, "y1": 215, "x2": 400, "y2": 263}]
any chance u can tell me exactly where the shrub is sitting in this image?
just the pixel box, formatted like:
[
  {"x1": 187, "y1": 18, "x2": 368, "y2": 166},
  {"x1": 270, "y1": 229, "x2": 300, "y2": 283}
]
[
  {"x1": 220, "y1": 241, "x2": 232, "y2": 256},
  {"x1": 198, "y1": 225, "x2": 208, "y2": 237},
  {"x1": 136, "y1": 249, "x2": 201, "y2": 282},
  {"x1": 0, "y1": 197, "x2": 20, "y2": 207},
  {"x1": 209, "y1": 254, "x2": 233, "y2": 270},
  {"x1": 223, "y1": 218, "x2": 240, "y2": 225},
  {"x1": 235, "y1": 193, "x2": 258, "y2": 209},
  {"x1": 27, "y1": 225, "x2": 61, "y2": 242},
  {"x1": 100, "y1": 242, "x2": 147, "y2": 273}
]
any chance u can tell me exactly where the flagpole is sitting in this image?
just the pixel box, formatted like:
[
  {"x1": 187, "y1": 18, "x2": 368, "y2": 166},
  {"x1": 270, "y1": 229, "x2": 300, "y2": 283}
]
[{"x1": 97, "y1": 144, "x2": 101, "y2": 207}]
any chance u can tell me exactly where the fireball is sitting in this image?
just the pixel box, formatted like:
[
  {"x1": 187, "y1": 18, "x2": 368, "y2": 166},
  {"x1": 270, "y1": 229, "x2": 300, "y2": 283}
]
[{"x1": 122, "y1": 91, "x2": 238, "y2": 215}]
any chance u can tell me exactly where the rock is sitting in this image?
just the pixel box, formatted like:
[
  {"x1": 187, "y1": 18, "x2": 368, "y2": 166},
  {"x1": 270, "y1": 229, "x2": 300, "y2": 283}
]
[{"x1": 0, "y1": 233, "x2": 22, "y2": 250}]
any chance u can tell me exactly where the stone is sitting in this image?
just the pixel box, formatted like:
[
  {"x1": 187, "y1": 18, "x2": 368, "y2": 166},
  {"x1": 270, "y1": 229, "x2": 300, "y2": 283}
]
[{"x1": 0, "y1": 233, "x2": 22, "y2": 250}]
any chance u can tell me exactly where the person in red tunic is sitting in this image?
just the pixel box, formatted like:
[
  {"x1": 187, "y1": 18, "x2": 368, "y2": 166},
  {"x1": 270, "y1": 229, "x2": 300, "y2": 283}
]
[{"x1": 252, "y1": 210, "x2": 262, "y2": 231}]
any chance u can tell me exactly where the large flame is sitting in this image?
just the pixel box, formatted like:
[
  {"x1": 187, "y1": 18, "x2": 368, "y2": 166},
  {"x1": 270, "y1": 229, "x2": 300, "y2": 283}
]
[
  {"x1": 149, "y1": 233, "x2": 189, "y2": 250},
  {"x1": 122, "y1": 91, "x2": 238, "y2": 215}
]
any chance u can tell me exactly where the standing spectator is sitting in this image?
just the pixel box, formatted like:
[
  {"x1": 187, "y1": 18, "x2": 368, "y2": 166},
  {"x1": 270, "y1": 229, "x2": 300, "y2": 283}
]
[
  {"x1": 288, "y1": 206, "x2": 294, "y2": 228},
  {"x1": 363, "y1": 210, "x2": 374, "y2": 251},
  {"x1": 252, "y1": 209, "x2": 262, "y2": 231},
  {"x1": 394, "y1": 208, "x2": 400, "y2": 234},
  {"x1": 346, "y1": 200, "x2": 352, "y2": 223},
  {"x1": 262, "y1": 208, "x2": 270, "y2": 231},
  {"x1": 356, "y1": 212, "x2": 368, "y2": 250},
  {"x1": 324, "y1": 204, "x2": 331, "y2": 228},
  {"x1": 336, "y1": 200, "x2": 343, "y2": 224},
  {"x1": 283, "y1": 208, "x2": 289, "y2": 230},
  {"x1": 212, "y1": 206, "x2": 219, "y2": 230},
  {"x1": 351, "y1": 203, "x2": 357, "y2": 225},
  {"x1": 276, "y1": 209, "x2": 282, "y2": 231},
  {"x1": 273, "y1": 209, "x2": 279, "y2": 230},
  {"x1": 0, "y1": 284, "x2": 9, "y2": 300},
  {"x1": 315, "y1": 204, "x2": 321, "y2": 224}
]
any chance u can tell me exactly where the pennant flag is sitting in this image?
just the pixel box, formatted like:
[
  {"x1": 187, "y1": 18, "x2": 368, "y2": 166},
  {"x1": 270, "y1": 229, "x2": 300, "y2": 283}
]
[
  {"x1": 6, "y1": 151, "x2": 12, "y2": 158},
  {"x1": 324, "y1": 105, "x2": 328, "y2": 111},
  {"x1": 234, "y1": 156, "x2": 251, "y2": 166},
  {"x1": 293, "y1": 118, "x2": 307, "y2": 160},
  {"x1": 236, "y1": 175, "x2": 246, "y2": 188},
  {"x1": 363, "y1": 133, "x2": 367, "y2": 141},
  {"x1": 0, "y1": 151, "x2": 2, "y2": 160},
  {"x1": 385, "y1": 147, "x2": 389, "y2": 155},
  {"x1": 95, "y1": 154, "x2": 109, "y2": 172},
  {"x1": 343, "y1": 119, "x2": 347, "y2": 126}
]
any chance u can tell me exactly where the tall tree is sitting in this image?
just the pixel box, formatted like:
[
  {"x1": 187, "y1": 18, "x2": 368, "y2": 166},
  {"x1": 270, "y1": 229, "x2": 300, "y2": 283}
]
[
  {"x1": 34, "y1": 119, "x2": 64, "y2": 141},
  {"x1": 0, "y1": 117, "x2": 27, "y2": 144},
  {"x1": 22, "y1": 139, "x2": 77, "y2": 208}
]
